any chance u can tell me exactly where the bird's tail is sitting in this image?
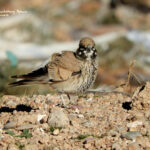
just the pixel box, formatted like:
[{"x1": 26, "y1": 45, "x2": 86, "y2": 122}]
[{"x1": 9, "y1": 79, "x2": 45, "y2": 87}]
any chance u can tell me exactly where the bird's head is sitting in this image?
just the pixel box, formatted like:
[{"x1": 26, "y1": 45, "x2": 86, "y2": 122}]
[{"x1": 76, "y1": 37, "x2": 97, "y2": 60}]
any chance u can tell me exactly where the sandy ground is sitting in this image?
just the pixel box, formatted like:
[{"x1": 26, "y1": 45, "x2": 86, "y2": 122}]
[{"x1": 0, "y1": 82, "x2": 150, "y2": 150}]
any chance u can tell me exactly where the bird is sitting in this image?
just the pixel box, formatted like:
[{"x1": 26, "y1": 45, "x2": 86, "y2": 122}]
[{"x1": 10, "y1": 37, "x2": 98, "y2": 95}]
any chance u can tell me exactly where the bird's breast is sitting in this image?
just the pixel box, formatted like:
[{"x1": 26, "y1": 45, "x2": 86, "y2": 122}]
[{"x1": 77, "y1": 60, "x2": 97, "y2": 92}]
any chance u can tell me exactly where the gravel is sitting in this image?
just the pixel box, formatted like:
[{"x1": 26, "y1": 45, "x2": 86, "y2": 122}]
[{"x1": 0, "y1": 82, "x2": 150, "y2": 149}]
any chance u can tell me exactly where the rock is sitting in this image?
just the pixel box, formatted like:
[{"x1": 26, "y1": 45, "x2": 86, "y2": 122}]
[
  {"x1": 127, "y1": 121, "x2": 143, "y2": 131},
  {"x1": 48, "y1": 108, "x2": 69, "y2": 128},
  {"x1": 82, "y1": 121, "x2": 94, "y2": 128},
  {"x1": 4, "y1": 121, "x2": 17, "y2": 129},
  {"x1": 109, "y1": 130, "x2": 118, "y2": 137},
  {"x1": 69, "y1": 95, "x2": 78, "y2": 104},
  {"x1": 24, "y1": 144, "x2": 39, "y2": 150},
  {"x1": 86, "y1": 93, "x2": 94, "y2": 101},
  {"x1": 145, "y1": 110, "x2": 150, "y2": 119},
  {"x1": 83, "y1": 143, "x2": 91, "y2": 149},
  {"x1": 17, "y1": 124, "x2": 35, "y2": 130},
  {"x1": 53, "y1": 147, "x2": 60, "y2": 150},
  {"x1": 112, "y1": 143, "x2": 121, "y2": 150},
  {"x1": 127, "y1": 121, "x2": 143, "y2": 128},
  {"x1": 127, "y1": 143, "x2": 140, "y2": 150},
  {"x1": 83, "y1": 137, "x2": 94, "y2": 144},
  {"x1": 53, "y1": 129, "x2": 59, "y2": 135},
  {"x1": 121, "y1": 131, "x2": 142, "y2": 140},
  {"x1": 78, "y1": 114, "x2": 84, "y2": 118},
  {"x1": 37, "y1": 114, "x2": 47, "y2": 122},
  {"x1": 7, "y1": 143, "x2": 18, "y2": 150},
  {"x1": 74, "y1": 108, "x2": 80, "y2": 114}
]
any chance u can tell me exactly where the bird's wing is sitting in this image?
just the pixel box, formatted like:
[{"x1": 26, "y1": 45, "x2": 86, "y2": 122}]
[
  {"x1": 11, "y1": 63, "x2": 48, "y2": 80},
  {"x1": 10, "y1": 51, "x2": 81, "y2": 86},
  {"x1": 48, "y1": 51, "x2": 81, "y2": 81}
]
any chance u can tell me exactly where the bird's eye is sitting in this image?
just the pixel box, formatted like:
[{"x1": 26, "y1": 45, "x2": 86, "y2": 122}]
[{"x1": 79, "y1": 52, "x2": 82, "y2": 55}]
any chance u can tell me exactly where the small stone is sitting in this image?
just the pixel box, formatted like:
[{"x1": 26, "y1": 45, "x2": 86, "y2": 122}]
[
  {"x1": 109, "y1": 130, "x2": 118, "y2": 137},
  {"x1": 78, "y1": 114, "x2": 84, "y2": 118},
  {"x1": 25, "y1": 144, "x2": 39, "y2": 150},
  {"x1": 6, "y1": 100, "x2": 17, "y2": 108},
  {"x1": 4, "y1": 121, "x2": 17, "y2": 129},
  {"x1": 7, "y1": 143, "x2": 18, "y2": 150},
  {"x1": 127, "y1": 121, "x2": 143, "y2": 128},
  {"x1": 140, "y1": 127, "x2": 147, "y2": 136},
  {"x1": 121, "y1": 131, "x2": 142, "y2": 140},
  {"x1": 74, "y1": 108, "x2": 80, "y2": 114},
  {"x1": 86, "y1": 93, "x2": 94, "y2": 101},
  {"x1": 84, "y1": 143, "x2": 91, "y2": 149},
  {"x1": 145, "y1": 110, "x2": 150, "y2": 119},
  {"x1": 69, "y1": 95, "x2": 78, "y2": 104},
  {"x1": 83, "y1": 137, "x2": 94, "y2": 144},
  {"x1": 53, "y1": 129, "x2": 59, "y2": 135},
  {"x1": 112, "y1": 143, "x2": 121, "y2": 150},
  {"x1": 37, "y1": 114, "x2": 46, "y2": 122},
  {"x1": 127, "y1": 143, "x2": 140, "y2": 150},
  {"x1": 17, "y1": 124, "x2": 35, "y2": 130},
  {"x1": 143, "y1": 137, "x2": 150, "y2": 148},
  {"x1": 48, "y1": 108, "x2": 69, "y2": 127},
  {"x1": 134, "y1": 112, "x2": 144, "y2": 119},
  {"x1": 82, "y1": 121, "x2": 94, "y2": 127},
  {"x1": 53, "y1": 147, "x2": 60, "y2": 150},
  {"x1": 129, "y1": 127, "x2": 138, "y2": 132}
]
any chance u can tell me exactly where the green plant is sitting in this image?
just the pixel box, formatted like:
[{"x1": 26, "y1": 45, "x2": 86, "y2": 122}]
[
  {"x1": 17, "y1": 129, "x2": 32, "y2": 138},
  {"x1": 18, "y1": 144, "x2": 25, "y2": 150},
  {"x1": 15, "y1": 142, "x2": 25, "y2": 150},
  {"x1": 77, "y1": 134, "x2": 89, "y2": 140},
  {"x1": 5, "y1": 130, "x2": 15, "y2": 136}
]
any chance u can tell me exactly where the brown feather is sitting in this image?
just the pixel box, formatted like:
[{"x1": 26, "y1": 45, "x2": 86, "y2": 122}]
[{"x1": 48, "y1": 51, "x2": 81, "y2": 81}]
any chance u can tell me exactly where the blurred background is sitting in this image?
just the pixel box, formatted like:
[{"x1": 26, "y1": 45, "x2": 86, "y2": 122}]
[{"x1": 0, "y1": 0, "x2": 150, "y2": 96}]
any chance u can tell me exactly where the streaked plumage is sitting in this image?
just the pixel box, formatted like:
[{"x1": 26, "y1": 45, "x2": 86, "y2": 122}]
[{"x1": 10, "y1": 37, "x2": 98, "y2": 94}]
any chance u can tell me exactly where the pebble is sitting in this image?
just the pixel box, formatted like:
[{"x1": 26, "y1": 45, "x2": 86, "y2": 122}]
[
  {"x1": 127, "y1": 121, "x2": 143, "y2": 128},
  {"x1": 127, "y1": 142, "x2": 140, "y2": 150},
  {"x1": 84, "y1": 143, "x2": 91, "y2": 149},
  {"x1": 121, "y1": 131, "x2": 142, "y2": 140},
  {"x1": 53, "y1": 147, "x2": 60, "y2": 150},
  {"x1": 86, "y1": 93, "x2": 94, "y2": 102},
  {"x1": 37, "y1": 114, "x2": 46, "y2": 122},
  {"x1": 4, "y1": 121, "x2": 17, "y2": 129},
  {"x1": 53, "y1": 129, "x2": 59, "y2": 135},
  {"x1": 83, "y1": 137, "x2": 94, "y2": 144},
  {"x1": 7, "y1": 143, "x2": 18, "y2": 150},
  {"x1": 145, "y1": 110, "x2": 150, "y2": 119},
  {"x1": 17, "y1": 124, "x2": 35, "y2": 130},
  {"x1": 112, "y1": 143, "x2": 121, "y2": 150},
  {"x1": 74, "y1": 108, "x2": 80, "y2": 114},
  {"x1": 78, "y1": 114, "x2": 84, "y2": 118},
  {"x1": 48, "y1": 108, "x2": 69, "y2": 127},
  {"x1": 127, "y1": 121, "x2": 143, "y2": 131}
]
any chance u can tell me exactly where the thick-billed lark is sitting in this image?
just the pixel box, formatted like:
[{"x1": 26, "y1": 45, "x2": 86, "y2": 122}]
[{"x1": 10, "y1": 37, "x2": 98, "y2": 94}]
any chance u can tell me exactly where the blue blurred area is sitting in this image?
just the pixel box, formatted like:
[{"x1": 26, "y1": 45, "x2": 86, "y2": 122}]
[{"x1": 6, "y1": 51, "x2": 18, "y2": 67}]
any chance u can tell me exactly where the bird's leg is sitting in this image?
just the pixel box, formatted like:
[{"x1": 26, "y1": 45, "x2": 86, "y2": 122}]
[{"x1": 59, "y1": 93, "x2": 70, "y2": 107}]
